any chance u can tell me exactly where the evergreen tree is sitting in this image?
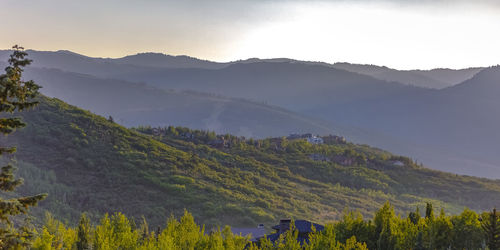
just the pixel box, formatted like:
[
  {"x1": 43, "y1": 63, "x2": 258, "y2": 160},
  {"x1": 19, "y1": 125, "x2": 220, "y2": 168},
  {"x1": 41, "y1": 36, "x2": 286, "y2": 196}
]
[
  {"x1": 138, "y1": 216, "x2": 149, "y2": 244},
  {"x1": 377, "y1": 223, "x2": 396, "y2": 250},
  {"x1": 430, "y1": 209, "x2": 452, "y2": 249},
  {"x1": 76, "y1": 213, "x2": 91, "y2": 250},
  {"x1": 0, "y1": 45, "x2": 47, "y2": 249},
  {"x1": 374, "y1": 202, "x2": 396, "y2": 250},
  {"x1": 482, "y1": 208, "x2": 500, "y2": 250},
  {"x1": 425, "y1": 203, "x2": 434, "y2": 220},
  {"x1": 409, "y1": 207, "x2": 421, "y2": 225}
]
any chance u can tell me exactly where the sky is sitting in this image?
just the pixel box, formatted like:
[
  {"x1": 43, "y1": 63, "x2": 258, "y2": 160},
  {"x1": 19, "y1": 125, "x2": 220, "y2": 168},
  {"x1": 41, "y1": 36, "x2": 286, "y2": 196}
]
[{"x1": 1, "y1": 0, "x2": 499, "y2": 70}]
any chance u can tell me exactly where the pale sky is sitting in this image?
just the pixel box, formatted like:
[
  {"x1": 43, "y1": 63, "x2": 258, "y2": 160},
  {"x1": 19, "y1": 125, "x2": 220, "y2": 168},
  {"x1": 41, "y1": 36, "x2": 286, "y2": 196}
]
[{"x1": 1, "y1": 0, "x2": 499, "y2": 69}]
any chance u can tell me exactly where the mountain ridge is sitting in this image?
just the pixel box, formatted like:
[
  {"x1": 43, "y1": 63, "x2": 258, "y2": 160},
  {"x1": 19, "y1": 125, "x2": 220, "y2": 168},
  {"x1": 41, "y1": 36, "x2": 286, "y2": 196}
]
[
  {"x1": 16, "y1": 65, "x2": 342, "y2": 138},
  {"x1": 0, "y1": 49, "x2": 484, "y2": 88}
]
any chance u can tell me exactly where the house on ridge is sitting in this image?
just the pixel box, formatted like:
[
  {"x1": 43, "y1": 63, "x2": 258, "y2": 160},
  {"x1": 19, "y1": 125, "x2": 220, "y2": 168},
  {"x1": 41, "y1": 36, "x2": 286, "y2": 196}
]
[{"x1": 256, "y1": 219, "x2": 325, "y2": 245}]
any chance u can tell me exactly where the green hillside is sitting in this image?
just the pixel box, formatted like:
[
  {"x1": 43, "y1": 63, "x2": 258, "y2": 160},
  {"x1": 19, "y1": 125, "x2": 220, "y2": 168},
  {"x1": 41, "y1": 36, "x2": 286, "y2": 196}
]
[{"x1": 3, "y1": 96, "x2": 500, "y2": 228}]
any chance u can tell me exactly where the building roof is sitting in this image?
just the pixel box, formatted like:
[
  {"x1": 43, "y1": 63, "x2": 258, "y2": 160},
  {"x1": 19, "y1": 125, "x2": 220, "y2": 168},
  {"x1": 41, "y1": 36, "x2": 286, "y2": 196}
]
[
  {"x1": 263, "y1": 232, "x2": 316, "y2": 245},
  {"x1": 271, "y1": 220, "x2": 324, "y2": 233},
  {"x1": 231, "y1": 227, "x2": 266, "y2": 240},
  {"x1": 265, "y1": 233, "x2": 281, "y2": 242}
]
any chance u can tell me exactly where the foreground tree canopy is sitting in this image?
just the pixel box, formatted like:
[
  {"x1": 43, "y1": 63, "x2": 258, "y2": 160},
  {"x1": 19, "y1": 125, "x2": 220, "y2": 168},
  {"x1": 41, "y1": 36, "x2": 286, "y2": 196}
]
[{"x1": 30, "y1": 203, "x2": 500, "y2": 250}]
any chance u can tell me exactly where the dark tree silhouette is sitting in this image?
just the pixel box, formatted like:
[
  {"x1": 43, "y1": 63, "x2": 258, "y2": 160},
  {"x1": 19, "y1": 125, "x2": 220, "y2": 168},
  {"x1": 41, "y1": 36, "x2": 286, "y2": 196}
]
[
  {"x1": 482, "y1": 208, "x2": 500, "y2": 250},
  {"x1": 76, "y1": 213, "x2": 91, "y2": 250},
  {"x1": 0, "y1": 45, "x2": 47, "y2": 248},
  {"x1": 425, "y1": 202, "x2": 434, "y2": 220}
]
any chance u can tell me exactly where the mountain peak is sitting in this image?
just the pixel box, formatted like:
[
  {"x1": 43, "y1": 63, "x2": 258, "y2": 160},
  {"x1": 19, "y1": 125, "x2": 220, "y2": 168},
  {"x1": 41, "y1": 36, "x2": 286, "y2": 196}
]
[{"x1": 112, "y1": 52, "x2": 224, "y2": 69}]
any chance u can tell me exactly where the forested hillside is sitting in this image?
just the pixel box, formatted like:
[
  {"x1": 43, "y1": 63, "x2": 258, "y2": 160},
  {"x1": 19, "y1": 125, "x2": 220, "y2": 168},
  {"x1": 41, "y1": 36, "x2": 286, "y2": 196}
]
[{"x1": 3, "y1": 96, "x2": 500, "y2": 229}]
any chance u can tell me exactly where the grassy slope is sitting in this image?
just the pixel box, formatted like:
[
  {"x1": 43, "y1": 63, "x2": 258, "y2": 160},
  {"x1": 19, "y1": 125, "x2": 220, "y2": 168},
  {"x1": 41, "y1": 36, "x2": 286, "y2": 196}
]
[{"x1": 3, "y1": 96, "x2": 500, "y2": 228}]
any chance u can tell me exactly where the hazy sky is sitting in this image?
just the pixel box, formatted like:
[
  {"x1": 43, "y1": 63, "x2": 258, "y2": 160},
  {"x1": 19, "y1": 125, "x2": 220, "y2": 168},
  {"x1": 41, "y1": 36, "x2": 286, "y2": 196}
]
[{"x1": 1, "y1": 0, "x2": 499, "y2": 69}]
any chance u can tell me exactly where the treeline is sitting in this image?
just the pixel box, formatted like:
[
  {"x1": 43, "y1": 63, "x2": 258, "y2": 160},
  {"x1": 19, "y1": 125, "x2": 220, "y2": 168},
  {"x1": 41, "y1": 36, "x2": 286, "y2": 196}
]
[
  {"x1": 31, "y1": 203, "x2": 500, "y2": 250},
  {"x1": 135, "y1": 125, "x2": 380, "y2": 165}
]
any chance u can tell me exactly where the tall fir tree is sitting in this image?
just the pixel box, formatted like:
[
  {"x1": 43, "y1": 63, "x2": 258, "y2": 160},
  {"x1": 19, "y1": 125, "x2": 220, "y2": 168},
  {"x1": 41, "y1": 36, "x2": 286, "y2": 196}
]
[
  {"x1": 425, "y1": 202, "x2": 434, "y2": 220},
  {"x1": 482, "y1": 208, "x2": 500, "y2": 250},
  {"x1": 374, "y1": 201, "x2": 396, "y2": 250},
  {"x1": 76, "y1": 213, "x2": 92, "y2": 250},
  {"x1": 0, "y1": 45, "x2": 47, "y2": 249},
  {"x1": 409, "y1": 207, "x2": 421, "y2": 225}
]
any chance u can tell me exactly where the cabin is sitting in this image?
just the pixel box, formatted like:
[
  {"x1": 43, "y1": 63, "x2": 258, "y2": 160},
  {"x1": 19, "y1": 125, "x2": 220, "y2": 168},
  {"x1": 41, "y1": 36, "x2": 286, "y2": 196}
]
[
  {"x1": 179, "y1": 132, "x2": 195, "y2": 139},
  {"x1": 208, "y1": 136, "x2": 232, "y2": 148},
  {"x1": 152, "y1": 128, "x2": 161, "y2": 136},
  {"x1": 322, "y1": 135, "x2": 347, "y2": 144},
  {"x1": 391, "y1": 160, "x2": 405, "y2": 166},
  {"x1": 256, "y1": 219, "x2": 324, "y2": 245},
  {"x1": 287, "y1": 133, "x2": 324, "y2": 144},
  {"x1": 306, "y1": 136, "x2": 324, "y2": 145}
]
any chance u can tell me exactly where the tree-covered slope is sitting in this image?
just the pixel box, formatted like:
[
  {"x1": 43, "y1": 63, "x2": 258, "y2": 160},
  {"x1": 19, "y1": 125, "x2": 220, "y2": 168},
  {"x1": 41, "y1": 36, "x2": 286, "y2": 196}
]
[{"x1": 2, "y1": 97, "x2": 500, "y2": 229}]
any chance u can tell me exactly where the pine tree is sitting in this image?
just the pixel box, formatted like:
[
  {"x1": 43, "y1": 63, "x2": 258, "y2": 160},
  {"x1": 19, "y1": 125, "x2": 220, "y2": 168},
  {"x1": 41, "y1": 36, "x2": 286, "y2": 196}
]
[
  {"x1": 374, "y1": 202, "x2": 396, "y2": 250},
  {"x1": 409, "y1": 207, "x2": 421, "y2": 225},
  {"x1": 482, "y1": 208, "x2": 500, "y2": 250},
  {"x1": 139, "y1": 215, "x2": 149, "y2": 243},
  {"x1": 76, "y1": 213, "x2": 91, "y2": 250},
  {"x1": 425, "y1": 202, "x2": 434, "y2": 220},
  {"x1": 0, "y1": 45, "x2": 47, "y2": 249}
]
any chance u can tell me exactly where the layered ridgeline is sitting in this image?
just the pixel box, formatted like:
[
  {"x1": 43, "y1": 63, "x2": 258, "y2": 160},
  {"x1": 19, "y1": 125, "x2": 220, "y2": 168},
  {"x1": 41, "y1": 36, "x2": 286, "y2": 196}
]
[
  {"x1": 1, "y1": 50, "x2": 498, "y2": 178},
  {"x1": 3, "y1": 96, "x2": 500, "y2": 228},
  {"x1": 332, "y1": 63, "x2": 482, "y2": 89},
  {"x1": 0, "y1": 50, "x2": 480, "y2": 89},
  {"x1": 14, "y1": 66, "x2": 336, "y2": 138}
]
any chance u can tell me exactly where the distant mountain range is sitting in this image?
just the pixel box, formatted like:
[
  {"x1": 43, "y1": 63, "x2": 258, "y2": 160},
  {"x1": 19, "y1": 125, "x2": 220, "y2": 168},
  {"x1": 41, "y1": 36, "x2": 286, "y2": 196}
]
[
  {"x1": 17, "y1": 67, "x2": 337, "y2": 138},
  {"x1": 1, "y1": 49, "x2": 498, "y2": 178},
  {"x1": 0, "y1": 50, "x2": 481, "y2": 89},
  {"x1": 333, "y1": 63, "x2": 482, "y2": 89}
]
